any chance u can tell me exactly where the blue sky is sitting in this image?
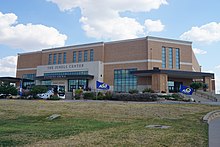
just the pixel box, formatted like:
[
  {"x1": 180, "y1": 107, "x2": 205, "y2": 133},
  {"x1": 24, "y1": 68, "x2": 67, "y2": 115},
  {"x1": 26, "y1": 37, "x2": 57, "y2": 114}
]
[{"x1": 0, "y1": 0, "x2": 220, "y2": 92}]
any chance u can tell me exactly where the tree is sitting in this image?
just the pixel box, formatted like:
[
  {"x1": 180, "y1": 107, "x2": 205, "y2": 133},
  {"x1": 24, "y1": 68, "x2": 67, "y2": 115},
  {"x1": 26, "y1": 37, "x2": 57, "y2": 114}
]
[
  {"x1": 190, "y1": 82, "x2": 203, "y2": 92},
  {"x1": 0, "y1": 84, "x2": 17, "y2": 96},
  {"x1": 30, "y1": 85, "x2": 47, "y2": 96}
]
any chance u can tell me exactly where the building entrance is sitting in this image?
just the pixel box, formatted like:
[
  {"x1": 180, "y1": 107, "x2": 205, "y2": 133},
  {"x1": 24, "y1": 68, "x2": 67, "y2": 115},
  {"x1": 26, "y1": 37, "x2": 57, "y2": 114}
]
[
  {"x1": 68, "y1": 79, "x2": 88, "y2": 91},
  {"x1": 168, "y1": 81, "x2": 183, "y2": 93}
]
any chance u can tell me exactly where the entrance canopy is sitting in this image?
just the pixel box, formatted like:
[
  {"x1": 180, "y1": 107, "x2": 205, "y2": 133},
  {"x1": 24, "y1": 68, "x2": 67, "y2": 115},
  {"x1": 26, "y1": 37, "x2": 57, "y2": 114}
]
[
  {"x1": 0, "y1": 77, "x2": 34, "y2": 83},
  {"x1": 130, "y1": 69, "x2": 215, "y2": 79}
]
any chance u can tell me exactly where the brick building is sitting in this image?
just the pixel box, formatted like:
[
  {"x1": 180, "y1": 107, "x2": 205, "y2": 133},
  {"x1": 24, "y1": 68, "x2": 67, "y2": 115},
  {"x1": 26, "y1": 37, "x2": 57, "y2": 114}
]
[{"x1": 16, "y1": 36, "x2": 215, "y2": 93}]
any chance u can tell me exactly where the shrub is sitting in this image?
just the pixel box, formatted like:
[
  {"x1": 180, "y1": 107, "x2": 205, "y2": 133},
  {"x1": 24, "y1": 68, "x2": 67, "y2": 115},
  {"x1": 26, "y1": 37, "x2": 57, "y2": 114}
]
[
  {"x1": 48, "y1": 95, "x2": 60, "y2": 100},
  {"x1": 190, "y1": 82, "x2": 203, "y2": 92},
  {"x1": 142, "y1": 88, "x2": 155, "y2": 93},
  {"x1": 0, "y1": 84, "x2": 17, "y2": 96},
  {"x1": 75, "y1": 89, "x2": 83, "y2": 99},
  {"x1": 129, "y1": 89, "x2": 139, "y2": 94},
  {"x1": 31, "y1": 85, "x2": 47, "y2": 97},
  {"x1": 110, "y1": 93, "x2": 158, "y2": 102},
  {"x1": 104, "y1": 91, "x2": 113, "y2": 100},
  {"x1": 83, "y1": 92, "x2": 95, "y2": 100}
]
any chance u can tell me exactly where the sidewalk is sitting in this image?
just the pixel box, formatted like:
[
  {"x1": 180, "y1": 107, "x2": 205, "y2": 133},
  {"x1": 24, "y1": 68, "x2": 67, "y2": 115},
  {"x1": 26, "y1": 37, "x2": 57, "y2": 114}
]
[{"x1": 209, "y1": 117, "x2": 220, "y2": 147}]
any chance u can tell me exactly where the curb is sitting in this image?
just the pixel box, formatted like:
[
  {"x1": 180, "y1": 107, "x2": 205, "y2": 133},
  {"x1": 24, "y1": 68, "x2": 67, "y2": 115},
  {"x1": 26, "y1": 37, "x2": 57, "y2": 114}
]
[{"x1": 203, "y1": 110, "x2": 220, "y2": 124}]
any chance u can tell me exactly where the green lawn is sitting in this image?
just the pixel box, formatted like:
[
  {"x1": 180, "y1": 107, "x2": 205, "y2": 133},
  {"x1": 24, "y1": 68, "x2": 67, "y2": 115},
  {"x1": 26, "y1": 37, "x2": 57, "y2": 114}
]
[{"x1": 0, "y1": 100, "x2": 219, "y2": 146}]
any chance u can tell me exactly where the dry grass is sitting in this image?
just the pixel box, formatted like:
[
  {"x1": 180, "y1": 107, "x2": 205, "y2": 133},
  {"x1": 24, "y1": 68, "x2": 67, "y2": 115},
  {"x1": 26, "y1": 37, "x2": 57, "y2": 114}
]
[{"x1": 0, "y1": 99, "x2": 220, "y2": 146}]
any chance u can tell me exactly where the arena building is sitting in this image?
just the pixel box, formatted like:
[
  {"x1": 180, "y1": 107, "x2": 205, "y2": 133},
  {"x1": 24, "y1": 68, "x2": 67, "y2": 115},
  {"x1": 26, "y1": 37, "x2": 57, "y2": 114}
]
[{"x1": 16, "y1": 36, "x2": 215, "y2": 93}]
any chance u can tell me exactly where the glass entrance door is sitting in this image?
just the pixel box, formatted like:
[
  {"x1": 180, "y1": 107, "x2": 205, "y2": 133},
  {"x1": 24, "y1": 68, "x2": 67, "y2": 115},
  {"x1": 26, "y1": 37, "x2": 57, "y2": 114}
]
[{"x1": 68, "y1": 79, "x2": 88, "y2": 91}]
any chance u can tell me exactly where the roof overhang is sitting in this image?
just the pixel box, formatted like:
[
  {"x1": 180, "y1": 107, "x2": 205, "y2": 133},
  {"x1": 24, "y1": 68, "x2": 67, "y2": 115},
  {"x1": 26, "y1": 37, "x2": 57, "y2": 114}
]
[
  {"x1": 0, "y1": 77, "x2": 34, "y2": 83},
  {"x1": 130, "y1": 69, "x2": 215, "y2": 79}
]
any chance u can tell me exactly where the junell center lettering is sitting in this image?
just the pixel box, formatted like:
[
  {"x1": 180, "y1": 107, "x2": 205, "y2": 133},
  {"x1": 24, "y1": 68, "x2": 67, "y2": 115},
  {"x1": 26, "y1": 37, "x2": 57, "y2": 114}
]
[{"x1": 47, "y1": 63, "x2": 84, "y2": 70}]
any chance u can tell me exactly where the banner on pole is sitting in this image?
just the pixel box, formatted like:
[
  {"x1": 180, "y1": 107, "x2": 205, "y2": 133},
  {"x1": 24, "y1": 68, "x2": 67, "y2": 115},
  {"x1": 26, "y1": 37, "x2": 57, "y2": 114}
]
[
  {"x1": 96, "y1": 81, "x2": 110, "y2": 90},
  {"x1": 180, "y1": 85, "x2": 194, "y2": 95}
]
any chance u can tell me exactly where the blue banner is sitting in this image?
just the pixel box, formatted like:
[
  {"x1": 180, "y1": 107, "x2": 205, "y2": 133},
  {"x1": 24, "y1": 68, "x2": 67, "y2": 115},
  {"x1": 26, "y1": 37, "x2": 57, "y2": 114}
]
[
  {"x1": 180, "y1": 85, "x2": 194, "y2": 95},
  {"x1": 96, "y1": 81, "x2": 110, "y2": 90}
]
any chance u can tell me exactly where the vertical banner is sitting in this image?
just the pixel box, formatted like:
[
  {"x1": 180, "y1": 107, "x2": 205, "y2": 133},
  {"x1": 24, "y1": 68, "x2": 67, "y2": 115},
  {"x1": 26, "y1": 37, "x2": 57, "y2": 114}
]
[
  {"x1": 180, "y1": 85, "x2": 194, "y2": 95},
  {"x1": 19, "y1": 80, "x2": 22, "y2": 97}
]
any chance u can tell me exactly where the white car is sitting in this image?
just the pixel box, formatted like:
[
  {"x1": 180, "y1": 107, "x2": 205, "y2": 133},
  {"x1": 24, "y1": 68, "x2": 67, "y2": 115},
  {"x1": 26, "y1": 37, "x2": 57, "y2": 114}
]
[{"x1": 37, "y1": 90, "x2": 54, "y2": 99}]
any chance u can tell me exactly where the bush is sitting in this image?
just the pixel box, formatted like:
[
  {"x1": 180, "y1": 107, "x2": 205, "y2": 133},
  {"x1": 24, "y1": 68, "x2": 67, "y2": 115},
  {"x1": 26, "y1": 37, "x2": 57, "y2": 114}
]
[
  {"x1": 0, "y1": 84, "x2": 17, "y2": 96},
  {"x1": 104, "y1": 91, "x2": 113, "y2": 100},
  {"x1": 75, "y1": 89, "x2": 83, "y2": 99},
  {"x1": 110, "y1": 93, "x2": 158, "y2": 102},
  {"x1": 129, "y1": 89, "x2": 139, "y2": 94},
  {"x1": 142, "y1": 88, "x2": 155, "y2": 93},
  {"x1": 48, "y1": 95, "x2": 60, "y2": 100},
  {"x1": 190, "y1": 82, "x2": 203, "y2": 92},
  {"x1": 31, "y1": 85, "x2": 47, "y2": 97},
  {"x1": 83, "y1": 92, "x2": 95, "y2": 100}
]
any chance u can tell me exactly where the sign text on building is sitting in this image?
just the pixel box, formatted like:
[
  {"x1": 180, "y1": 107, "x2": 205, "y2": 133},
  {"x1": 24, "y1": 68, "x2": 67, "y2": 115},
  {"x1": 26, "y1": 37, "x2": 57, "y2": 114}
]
[{"x1": 47, "y1": 63, "x2": 84, "y2": 70}]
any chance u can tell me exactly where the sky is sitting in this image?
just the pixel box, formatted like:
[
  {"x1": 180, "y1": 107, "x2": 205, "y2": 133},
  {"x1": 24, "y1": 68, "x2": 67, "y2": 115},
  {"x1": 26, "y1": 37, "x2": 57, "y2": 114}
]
[{"x1": 0, "y1": 0, "x2": 220, "y2": 93}]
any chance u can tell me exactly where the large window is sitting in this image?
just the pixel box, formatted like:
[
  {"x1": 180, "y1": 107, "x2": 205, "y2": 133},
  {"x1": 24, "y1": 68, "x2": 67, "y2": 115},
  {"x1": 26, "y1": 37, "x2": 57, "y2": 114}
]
[
  {"x1": 63, "y1": 52, "x2": 66, "y2": 63},
  {"x1": 58, "y1": 53, "x2": 62, "y2": 64},
  {"x1": 162, "y1": 47, "x2": 166, "y2": 68},
  {"x1": 114, "y1": 68, "x2": 137, "y2": 92},
  {"x1": 68, "y1": 79, "x2": 88, "y2": 91},
  {"x1": 84, "y1": 50, "x2": 88, "y2": 62},
  {"x1": 176, "y1": 48, "x2": 180, "y2": 69},
  {"x1": 78, "y1": 51, "x2": 82, "y2": 62},
  {"x1": 22, "y1": 74, "x2": 36, "y2": 80},
  {"x1": 53, "y1": 54, "x2": 57, "y2": 64},
  {"x1": 90, "y1": 49, "x2": 94, "y2": 61},
  {"x1": 73, "y1": 51, "x2": 77, "y2": 63},
  {"x1": 48, "y1": 54, "x2": 52, "y2": 65},
  {"x1": 169, "y1": 48, "x2": 173, "y2": 69},
  {"x1": 42, "y1": 80, "x2": 52, "y2": 85}
]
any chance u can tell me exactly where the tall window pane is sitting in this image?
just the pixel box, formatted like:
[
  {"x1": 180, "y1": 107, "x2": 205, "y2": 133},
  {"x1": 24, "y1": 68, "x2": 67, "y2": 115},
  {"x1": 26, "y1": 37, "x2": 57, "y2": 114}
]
[
  {"x1": 114, "y1": 68, "x2": 137, "y2": 92},
  {"x1": 53, "y1": 54, "x2": 57, "y2": 64},
  {"x1": 84, "y1": 50, "x2": 88, "y2": 62},
  {"x1": 63, "y1": 52, "x2": 66, "y2": 63},
  {"x1": 169, "y1": 48, "x2": 173, "y2": 69},
  {"x1": 48, "y1": 54, "x2": 52, "y2": 65},
  {"x1": 176, "y1": 48, "x2": 180, "y2": 69},
  {"x1": 73, "y1": 51, "x2": 77, "y2": 63},
  {"x1": 78, "y1": 51, "x2": 82, "y2": 62},
  {"x1": 58, "y1": 53, "x2": 62, "y2": 64},
  {"x1": 90, "y1": 49, "x2": 94, "y2": 61},
  {"x1": 162, "y1": 47, "x2": 166, "y2": 68}
]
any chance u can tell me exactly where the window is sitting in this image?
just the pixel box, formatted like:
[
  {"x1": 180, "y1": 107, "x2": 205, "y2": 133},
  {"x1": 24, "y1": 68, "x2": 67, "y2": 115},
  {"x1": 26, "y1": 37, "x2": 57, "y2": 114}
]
[
  {"x1": 90, "y1": 49, "x2": 94, "y2": 61},
  {"x1": 78, "y1": 51, "x2": 82, "y2": 62},
  {"x1": 22, "y1": 74, "x2": 36, "y2": 80},
  {"x1": 176, "y1": 48, "x2": 180, "y2": 69},
  {"x1": 63, "y1": 52, "x2": 66, "y2": 63},
  {"x1": 58, "y1": 53, "x2": 62, "y2": 64},
  {"x1": 42, "y1": 80, "x2": 52, "y2": 85},
  {"x1": 162, "y1": 47, "x2": 166, "y2": 68},
  {"x1": 73, "y1": 51, "x2": 77, "y2": 63},
  {"x1": 114, "y1": 68, "x2": 137, "y2": 92},
  {"x1": 169, "y1": 48, "x2": 173, "y2": 69},
  {"x1": 53, "y1": 54, "x2": 57, "y2": 64},
  {"x1": 48, "y1": 54, "x2": 52, "y2": 65},
  {"x1": 84, "y1": 50, "x2": 88, "y2": 62}
]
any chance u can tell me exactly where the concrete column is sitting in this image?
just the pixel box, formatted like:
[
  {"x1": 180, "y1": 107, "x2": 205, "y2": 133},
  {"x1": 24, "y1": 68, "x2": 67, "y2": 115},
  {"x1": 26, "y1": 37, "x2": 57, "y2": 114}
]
[
  {"x1": 203, "y1": 77, "x2": 213, "y2": 92},
  {"x1": 151, "y1": 73, "x2": 168, "y2": 93}
]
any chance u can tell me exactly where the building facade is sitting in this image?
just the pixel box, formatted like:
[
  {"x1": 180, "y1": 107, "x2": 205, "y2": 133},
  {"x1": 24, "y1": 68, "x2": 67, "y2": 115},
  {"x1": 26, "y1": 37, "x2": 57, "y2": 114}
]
[{"x1": 16, "y1": 36, "x2": 215, "y2": 93}]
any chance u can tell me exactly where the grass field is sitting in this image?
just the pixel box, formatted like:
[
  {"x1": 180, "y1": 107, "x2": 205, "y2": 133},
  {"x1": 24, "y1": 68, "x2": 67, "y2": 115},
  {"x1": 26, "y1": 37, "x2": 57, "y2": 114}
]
[{"x1": 0, "y1": 100, "x2": 220, "y2": 146}]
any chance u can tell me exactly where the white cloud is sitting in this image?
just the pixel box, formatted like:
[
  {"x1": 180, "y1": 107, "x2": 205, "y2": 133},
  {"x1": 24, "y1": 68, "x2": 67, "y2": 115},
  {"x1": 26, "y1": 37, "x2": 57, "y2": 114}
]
[
  {"x1": 0, "y1": 12, "x2": 67, "y2": 51},
  {"x1": 180, "y1": 22, "x2": 220, "y2": 43},
  {"x1": 193, "y1": 48, "x2": 207, "y2": 55},
  {"x1": 47, "y1": 0, "x2": 167, "y2": 40},
  {"x1": 0, "y1": 56, "x2": 17, "y2": 77},
  {"x1": 215, "y1": 65, "x2": 220, "y2": 69},
  {"x1": 144, "y1": 19, "x2": 165, "y2": 32}
]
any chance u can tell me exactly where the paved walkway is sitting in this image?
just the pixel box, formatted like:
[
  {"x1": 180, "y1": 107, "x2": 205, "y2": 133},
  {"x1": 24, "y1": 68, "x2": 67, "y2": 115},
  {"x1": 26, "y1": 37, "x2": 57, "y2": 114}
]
[{"x1": 209, "y1": 117, "x2": 220, "y2": 147}]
